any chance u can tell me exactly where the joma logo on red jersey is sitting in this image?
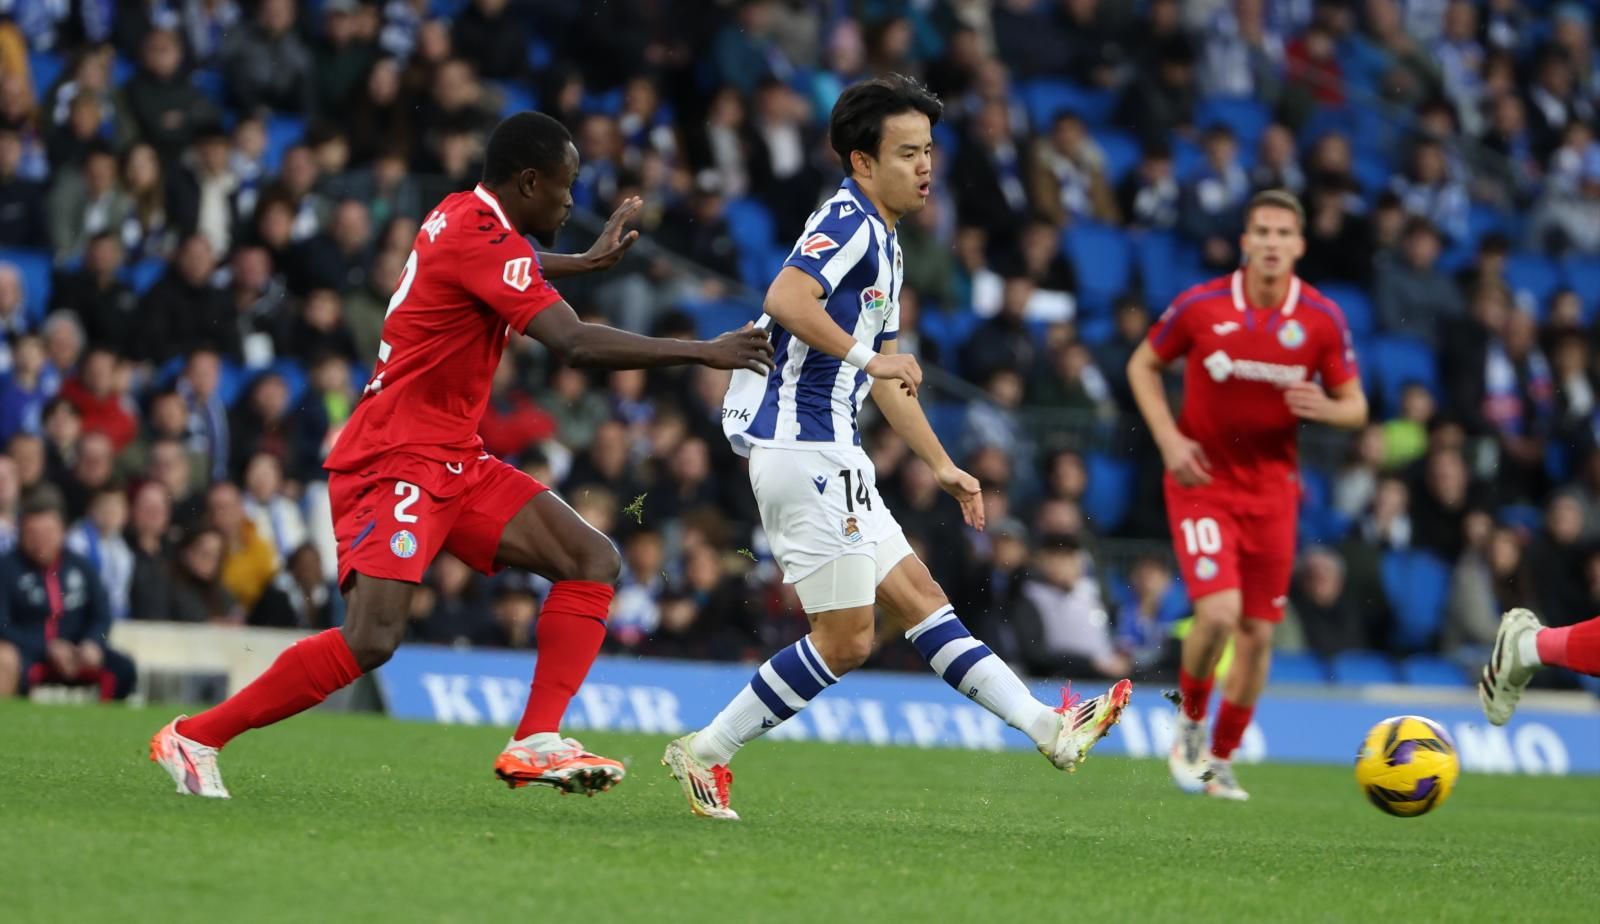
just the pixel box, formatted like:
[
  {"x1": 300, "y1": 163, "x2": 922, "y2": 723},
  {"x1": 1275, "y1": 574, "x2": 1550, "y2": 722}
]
[{"x1": 503, "y1": 257, "x2": 534, "y2": 292}]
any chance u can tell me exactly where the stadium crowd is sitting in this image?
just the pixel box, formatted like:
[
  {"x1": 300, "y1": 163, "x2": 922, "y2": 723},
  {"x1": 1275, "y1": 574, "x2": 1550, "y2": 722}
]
[{"x1": 2, "y1": 0, "x2": 1600, "y2": 698}]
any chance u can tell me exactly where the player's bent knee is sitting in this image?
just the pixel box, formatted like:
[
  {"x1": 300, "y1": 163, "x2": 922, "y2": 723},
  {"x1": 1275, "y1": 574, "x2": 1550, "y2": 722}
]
[
  {"x1": 1193, "y1": 594, "x2": 1241, "y2": 633},
  {"x1": 571, "y1": 536, "x2": 622, "y2": 585},
  {"x1": 813, "y1": 628, "x2": 874, "y2": 675}
]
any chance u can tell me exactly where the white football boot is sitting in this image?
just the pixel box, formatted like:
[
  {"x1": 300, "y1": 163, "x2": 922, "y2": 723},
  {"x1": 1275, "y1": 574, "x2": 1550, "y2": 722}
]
[
  {"x1": 1168, "y1": 714, "x2": 1207, "y2": 794},
  {"x1": 1041, "y1": 678, "x2": 1133, "y2": 771},
  {"x1": 149, "y1": 716, "x2": 231, "y2": 799},
  {"x1": 1201, "y1": 757, "x2": 1250, "y2": 801},
  {"x1": 1480, "y1": 607, "x2": 1544, "y2": 726},
  {"x1": 662, "y1": 734, "x2": 739, "y2": 820}
]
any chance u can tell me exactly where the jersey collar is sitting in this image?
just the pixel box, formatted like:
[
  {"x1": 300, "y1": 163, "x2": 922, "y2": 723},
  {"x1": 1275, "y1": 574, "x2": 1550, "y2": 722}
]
[
  {"x1": 841, "y1": 177, "x2": 883, "y2": 222},
  {"x1": 1231, "y1": 268, "x2": 1301, "y2": 317},
  {"x1": 472, "y1": 184, "x2": 513, "y2": 231}
]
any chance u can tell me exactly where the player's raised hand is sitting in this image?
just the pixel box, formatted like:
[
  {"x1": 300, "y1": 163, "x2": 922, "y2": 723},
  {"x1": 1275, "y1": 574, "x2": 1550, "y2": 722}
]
[
  {"x1": 1159, "y1": 432, "x2": 1212, "y2": 487},
  {"x1": 1283, "y1": 381, "x2": 1333, "y2": 422},
  {"x1": 703, "y1": 322, "x2": 776, "y2": 374},
  {"x1": 936, "y1": 464, "x2": 985, "y2": 530},
  {"x1": 582, "y1": 195, "x2": 644, "y2": 271},
  {"x1": 866, "y1": 352, "x2": 922, "y2": 396}
]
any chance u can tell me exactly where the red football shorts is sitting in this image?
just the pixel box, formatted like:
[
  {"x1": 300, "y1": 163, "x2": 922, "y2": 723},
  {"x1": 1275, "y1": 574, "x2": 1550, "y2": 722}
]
[
  {"x1": 329, "y1": 452, "x2": 548, "y2": 589},
  {"x1": 1163, "y1": 478, "x2": 1298, "y2": 623}
]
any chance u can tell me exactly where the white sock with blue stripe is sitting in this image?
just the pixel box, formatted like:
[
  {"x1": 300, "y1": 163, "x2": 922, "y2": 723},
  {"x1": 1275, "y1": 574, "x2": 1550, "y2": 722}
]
[
  {"x1": 907, "y1": 605, "x2": 1059, "y2": 748},
  {"x1": 690, "y1": 635, "x2": 839, "y2": 765}
]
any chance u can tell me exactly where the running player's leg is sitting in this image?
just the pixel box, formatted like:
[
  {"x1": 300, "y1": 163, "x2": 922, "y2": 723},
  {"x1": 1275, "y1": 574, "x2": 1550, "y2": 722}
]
[
  {"x1": 876, "y1": 548, "x2": 1130, "y2": 771},
  {"x1": 1164, "y1": 487, "x2": 1245, "y2": 789},
  {"x1": 667, "y1": 562, "x2": 870, "y2": 818},
  {"x1": 460, "y1": 479, "x2": 628, "y2": 793},
  {"x1": 153, "y1": 467, "x2": 439, "y2": 797},
  {"x1": 0, "y1": 640, "x2": 20, "y2": 696},
  {"x1": 1482, "y1": 611, "x2": 1600, "y2": 724}
]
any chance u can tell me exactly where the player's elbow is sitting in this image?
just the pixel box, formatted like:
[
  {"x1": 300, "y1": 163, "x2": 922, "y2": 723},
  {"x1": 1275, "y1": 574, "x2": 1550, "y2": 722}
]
[{"x1": 551, "y1": 327, "x2": 597, "y2": 368}]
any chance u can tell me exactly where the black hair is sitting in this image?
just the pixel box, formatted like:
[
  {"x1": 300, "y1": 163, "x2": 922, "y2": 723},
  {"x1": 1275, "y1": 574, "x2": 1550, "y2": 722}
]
[
  {"x1": 829, "y1": 73, "x2": 942, "y2": 176},
  {"x1": 20, "y1": 484, "x2": 66, "y2": 520},
  {"x1": 481, "y1": 111, "x2": 573, "y2": 184}
]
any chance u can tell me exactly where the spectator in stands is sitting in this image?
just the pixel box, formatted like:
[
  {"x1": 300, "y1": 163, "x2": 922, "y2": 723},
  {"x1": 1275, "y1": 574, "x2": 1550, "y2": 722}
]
[
  {"x1": 1011, "y1": 532, "x2": 1130, "y2": 679},
  {"x1": 1334, "y1": 424, "x2": 1388, "y2": 522},
  {"x1": 0, "y1": 127, "x2": 46, "y2": 248},
  {"x1": 1364, "y1": 0, "x2": 1445, "y2": 108},
  {"x1": 8, "y1": 433, "x2": 45, "y2": 495},
  {"x1": 1529, "y1": 151, "x2": 1600, "y2": 255},
  {"x1": 40, "y1": 312, "x2": 82, "y2": 389},
  {"x1": 952, "y1": 96, "x2": 1032, "y2": 252},
  {"x1": 142, "y1": 236, "x2": 233, "y2": 362},
  {"x1": 46, "y1": 144, "x2": 131, "y2": 262},
  {"x1": 1115, "y1": 553, "x2": 1183, "y2": 675},
  {"x1": 293, "y1": 353, "x2": 354, "y2": 479},
  {"x1": 610, "y1": 527, "x2": 667, "y2": 651},
  {"x1": 0, "y1": 487, "x2": 135, "y2": 700},
  {"x1": 221, "y1": 0, "x2": 315, "y2": 115},
  {"x1": 1285, "y1": 15, "x2": 1345, "y2": 113},
  {"x1": 1182, "y1": 125, "x2": 1250, "y2": 270},
  {"x1": 1121, "y1": 35, "x2": 1198, "y2": 147},
  {"x1": 161, "y1": 525, "x2": 243, "y2": 623},
  {"x1": 51, "y1": 234, "x2": 139, "y2": 351},
  {"x1": 711, "y1": 0, "x2": 790, "y2": 95},
  {"x1": 966, "y1": 277, "x2": 1037, "y2": 385},
  {"x1": 67, "y1": 485, "x2": 133, "y2": 622},
  {"x1": 1446, "y1": 522, "x2": 1534, "y2": 656},
  {"x1": 125, "y1": 480, "x2": 173, "y2": 617},
  {"x1": 1289, "y1": 545, "x2": 1370, "y2": 657},
  {"x1": 1299, "y1": 180, "x2": 1374, "y2": 286},
  {"x1": 1196, "y1": 0, "x2": 1283, "y2": 100},
  {"x1": 541, "y1": 365, "x2": 609, "y2": 451},
  {"x1": 59, "y1": 347, "x2": 136, "y2": 452},
  {"x1": 205, "y1": 479, "x2": 276, "y2": 611},
  {"x1": 1411, "y1": 447, "x2": 1481, "y2": 561},
  {"x1": 0, "y1": 335, "x2": 50, "y2": 443},
  {"x1": 1433, "y1": 0, "x2": 1486, "y2": 132},
  {"x1": 1029, "y1": 112, "x2": 1119, "y2": 227},
  {"x1": 1390, "y1": 139, "x2": 1469, "y2": 244},
  {"x1": 62, "y1": 429, "x2": 114, "y2": 521},
  {"x1": 1525, "y1": 47, "x2": 1593, "y2": 161},
  {"x1": 1251, "y1": 123, "x2": 1304, "y2": 195},
  {"x1": 241, "y1": 452, "x2": 306, "y2": 564},
  {"x1": 1374, "y1": 217, "x2": 1462, "y2": 345},
  {"x1": 250, "y1": 543, "x2": 337, "y2": 629},
  {"x1": 656, "y1": 171, "x2": 740, "y2": 280},
  {"x1": 486, "y1": 577, "x2": 538, "y2": 649},
  {"x1": 1383, "y1": 383, "x2": 1436, "y2": 470},
  {"x1": 282, "y1": 288, "x2": 359, "y2": 363},
  {"x1": 1118, "y1": 142, "x2": 1181, "y2": 231},
  {"x1": 0, "y1": 263, "x2": 31, "y2": 360},
  {"x1": 125, "y1": 27, "x2": 216, "y2": 165},
  {"x1": 1033, "y1": 340, "x2": 1115, "y2": 419},
  {"x1": 312, "y1": 0, "x2": 379, "y2": 117},
  {"x1": 992, "y1": 219, "x2": 1077, "y2": 321},
  {"x1": 1530, "y1": 492, "x2": 1589, "y2": 626}
]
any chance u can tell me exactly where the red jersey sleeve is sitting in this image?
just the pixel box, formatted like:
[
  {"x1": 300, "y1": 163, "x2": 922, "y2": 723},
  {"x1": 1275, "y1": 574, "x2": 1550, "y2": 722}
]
[
  {"x1": 1301, "y1": 292, "x2": 1360, "y2": 389},
  {"x1": 454, "y1": 229, "x2": 563, "y2": 332},
  {"x1": 1147, "y1": 295, "x2": 1198, "y2": 362}
]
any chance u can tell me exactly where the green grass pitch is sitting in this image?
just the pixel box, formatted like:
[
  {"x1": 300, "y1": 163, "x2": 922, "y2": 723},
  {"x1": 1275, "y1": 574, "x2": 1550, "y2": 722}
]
[{"x1": 4, "y1": 702, "x2": 1596, "y2": 923}]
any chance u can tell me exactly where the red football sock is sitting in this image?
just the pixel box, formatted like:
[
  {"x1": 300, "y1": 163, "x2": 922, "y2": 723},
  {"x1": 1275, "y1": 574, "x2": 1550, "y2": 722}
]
[
  {"x1": 1536, "y1": 618, "x2": 1600, "y2": 676},
  {"x1": 1211, "y1": 700, "x2": 1254, "y2": 760},
  {"x1": 1178, "y1": 666, "x2": 1213, "y2": 722},
  {"x1": 177, "y1": 629, "x2": 362, "y2": 749},
  {"x1": 515, "y1": 580, "x2": 614, "y2": 739}
]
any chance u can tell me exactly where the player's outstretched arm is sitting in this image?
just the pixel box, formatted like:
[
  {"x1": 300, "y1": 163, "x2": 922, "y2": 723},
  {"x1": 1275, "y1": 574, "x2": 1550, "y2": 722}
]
[
  {"x1": 1128, "y1": 340, "x2": 1211, "y2": 487},
  {"x1": 765, "y1": 267, "x2": 923, "y2": 395},
  {"x1": 534, "y1": 196, "x2": 643, "y2": 279},
  {"x1": 869, "y1": 340, "x2": 984, "y2": 530},
  {"x1": 524, "y1": 300, "x2": 774, "y2": 372}
]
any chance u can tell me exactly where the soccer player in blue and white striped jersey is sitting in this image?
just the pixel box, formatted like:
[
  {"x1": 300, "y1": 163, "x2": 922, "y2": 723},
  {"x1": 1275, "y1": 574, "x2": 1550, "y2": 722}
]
[{"x1": 663, "y1": 75, "x2": 1133, "y2": 820}]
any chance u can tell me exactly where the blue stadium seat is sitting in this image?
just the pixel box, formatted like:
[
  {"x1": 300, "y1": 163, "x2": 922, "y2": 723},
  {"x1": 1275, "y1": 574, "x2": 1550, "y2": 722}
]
[
  {"x1": 1380, "y1": 550, "x2": 1450, "y2": 652},
  {"x1": 1196, "y1": 96, "x2": 1271, "y2": 151},
  {"x1": 1082, "y1": 453, "x2": 1133, "y2": 533},
  {"x1": 1330, "y1": 650, "x2": 1400, "y2": 685},
  {"x1": 1271, "y1": 651, "x2": 1328, "y2": 685},
  {"x1": 583, "y1": 89, "x2": 624, "y2": 115},
  {"x1": 1062, "y1": 221, "x2": 1133, "y2": 315},
  {"x1": 1504, "y1": 252, "x2": 1561, "y2": 318},
  {"x1": 1077, "y1": 314, "x2": 1115, "y2": 345},
  {"x1": 1021, "y1": 79, "x2": 1115, "y2": 130},
  {"x1": 919, "y1": 308, "x2": 982, "y2": 377},
  {"x1": 1369, "y1": 334, "x2": 1440, "y2": 415},
  {"x1": 124, "y1": 259, "x2": 166, "y2": 295},
  {"x1": 262, "y1": 115, "x2": 306, "y2": 174},
  {"x1": 924, "y1": 401, "x2": 966, "y2": 450},
  {"x1": 1296, "y1": 106, "x2": 1355, "y2": 149},
  {"x1": 1467, "y1": 203, "x2": 1515, "y2": 246},
  {"x1": 29, "y1": 50, "x2": 65, "y2": 95},
  {"x1": 1495, "y1": 504, "x2": 1543, "y2": 532},
  {"x1": 0, "y1": 248, "x2": 53, "y2": 323},
  {"x1": 1313, "y1": 283, "x2": 1374, "y2": 336},
  {"x1": 1399, "y1": 655, "x2": 1466, "y2": 687},
  {"x1": 1560, "y1": 254, "x2": 1600, "y2": 323},
  {"x1": 266, "y1": 359, "x2": 310, "y2": 408},
  {"x1": 493, "y1": 81, "x2": 539, "y2": 118},
  {"x1": 1094, "y1": 128, "x2": 1142, "y2": 186},
  {"x1": 218, "y1": 360, "x2": 247, "y2": 408},
  {"x1": 1298, "y1": 468, "x2": 1350, "y2": 544},
  {"x1": 682, "y1": 298, "x2": 761, "y2": 341},
  {"x1": 1133, "y1": 230, "x2": 1204, "y2": 311},
  {"x1": 190, "y1": 68, "x2": 226, "y2": 107},
  {"x1": 1171, "y1": 135, "x2": 1205, "y2": 180},
  {"x1": 723, "y1": 198, "x2": 777, "y2": 250}
]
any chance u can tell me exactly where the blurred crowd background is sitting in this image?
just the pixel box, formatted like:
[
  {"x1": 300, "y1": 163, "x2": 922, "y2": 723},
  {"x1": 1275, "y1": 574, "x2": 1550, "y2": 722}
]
[{"x1": 4, "y1": 0, "x2": 1600, "y2": 698}]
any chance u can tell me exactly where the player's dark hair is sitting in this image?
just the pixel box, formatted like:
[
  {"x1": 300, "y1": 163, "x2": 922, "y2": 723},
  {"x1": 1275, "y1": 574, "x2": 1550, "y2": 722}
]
[
  {"x1": 482, "y1": 111, "x2": 573, "y2": 184},
  {"x1": 1244, "y1": 189, "x2": 1305, "y2": 232},
  {"x1": 829, "y1": 73, "x2": 942, "y2": 176}
]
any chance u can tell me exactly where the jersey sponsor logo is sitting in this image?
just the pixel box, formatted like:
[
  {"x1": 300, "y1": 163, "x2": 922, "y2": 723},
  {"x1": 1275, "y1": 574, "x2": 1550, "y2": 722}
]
[
  {"x1": 1277, "y1": 318, "x2": 1307, "y2": 350},
  {"x1": 1212, "y1": 321, "x2": 1240, "y2": 336},
  {"x1": 390, "y1": 530, "x2": 419, "y2": 559},
  {"x1": 421, "y1": 210, "x2": 448, "y2": 242},
  {"x1": 502, "y1": 257, "x2": 534, "y2": 292},
  {"x1": 1201, "y1": 350, "x2": 1308, "y2": 386},
  {"x1": 861, "y1": 287, "x2": 888, "y2": 314},
  {"x1": 841, "y1": 515, "x2": 862, "y2": 542},
  {"x1": 721, "y1": 407, "x2": 751, "y2": 423},
  {"x1": 800, "y1": 233, "x2": 839, "y2": 259},
  {"x1": 1271, "y1": 595, "x2": 1288, "y2": 608},
  {"x1": 1194, "y1": 556, "x2": 1218, "y2": 581},
  {"x1": 812, "y1": 475, "x2": 828, "y2": 494}
]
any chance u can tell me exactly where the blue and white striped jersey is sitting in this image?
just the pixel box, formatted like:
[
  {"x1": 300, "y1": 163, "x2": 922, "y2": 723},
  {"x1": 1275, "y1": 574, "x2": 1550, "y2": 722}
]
[{"x1": 722, "y1": 178, "x2": 902, "y2": 457}]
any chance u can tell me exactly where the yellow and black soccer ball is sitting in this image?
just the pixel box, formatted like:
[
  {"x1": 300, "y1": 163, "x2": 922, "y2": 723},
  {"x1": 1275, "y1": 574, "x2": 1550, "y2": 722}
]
[{"x1": 1354, "y1": 715, "x2": 1460, "y2": 818}]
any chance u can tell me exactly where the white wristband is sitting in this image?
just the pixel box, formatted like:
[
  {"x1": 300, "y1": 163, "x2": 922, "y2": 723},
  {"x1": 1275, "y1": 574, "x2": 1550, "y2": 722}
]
[{"x1": 844, "y1": 343, "x2": 878, "y2": 371}]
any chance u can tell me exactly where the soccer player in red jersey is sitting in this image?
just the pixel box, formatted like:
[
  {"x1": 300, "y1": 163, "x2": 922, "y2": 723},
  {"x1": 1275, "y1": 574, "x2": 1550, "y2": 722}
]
[
  {"x1": 1127, "y1": 189, "x2": 1368, "y2": 800},
  {"x1": 1481, "y1": 608, "x2": 1600, "y2": 725},
  {"x1": 150, "y1": 112, "x2": 775, "y2": 799}
]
